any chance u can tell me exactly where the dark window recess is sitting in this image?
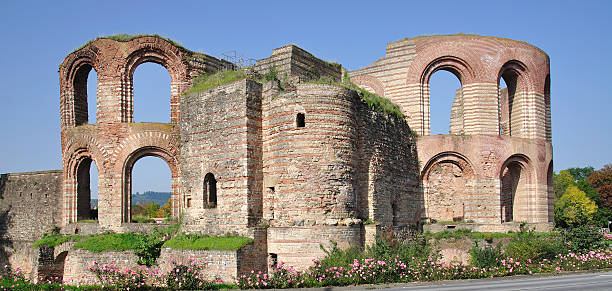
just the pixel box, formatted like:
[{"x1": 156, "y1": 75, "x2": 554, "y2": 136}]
[
  {"x1": 296, "y1": 113, "x2": 305, "y2": 128},
  {"x1": 269, "y1": 253, "x2": 278, "y2": 268},
  {"x1": 203, "y1": 173, "x2": 217, "y2": 207}
]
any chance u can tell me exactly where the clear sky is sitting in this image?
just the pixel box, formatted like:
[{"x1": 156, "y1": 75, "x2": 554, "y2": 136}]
[{"x1": 1, "y1": 0, "x2": 611, "y2": 196}]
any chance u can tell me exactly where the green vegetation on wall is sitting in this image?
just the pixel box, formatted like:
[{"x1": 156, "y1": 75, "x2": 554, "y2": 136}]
[{"x1": 163, "y1": 233, "x2": 253, "y2": 250}]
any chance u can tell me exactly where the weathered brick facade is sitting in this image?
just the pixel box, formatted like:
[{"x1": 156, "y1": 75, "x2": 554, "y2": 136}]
[
  {"x1": 350, "y1": 35, "x2": 553, "y2": 232},
  {"x1": 0, "y1": 34, "x2": 553, "y2": 279}
]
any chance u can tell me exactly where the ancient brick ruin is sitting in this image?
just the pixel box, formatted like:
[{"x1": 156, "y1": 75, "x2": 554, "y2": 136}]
[{"x1": 0, "y1": 34, "x2": 553, "y2": 281}]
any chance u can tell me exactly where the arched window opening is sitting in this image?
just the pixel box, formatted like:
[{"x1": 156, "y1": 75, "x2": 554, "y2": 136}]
[
  {"x1": 203, "y1": 173, "x2": 217, "y2": 208},
  {"x1": 129, "y1": 156, "x2": 171, "y2": 223},
  {"x1": 500, "y1": 160, "x2": 530, "y2": 223},
  {"x1": 73, "y1": 65, "x2": 97, "y2": 125},
  {"x1": 132, "y1": 62, "x2": 171, "y2": 123},
  {"x1": 296, "y1": 113, "x2": 305, "y2": 128},
  {"x1": 76, "y1": 159, "x2": 98, "y2": 222},
  {"x1": 498, "y1": 62, "x2": 526, "y2": 137},
  {"x1": 429, "y1": 70, "x2": 462, "y2": 135}
]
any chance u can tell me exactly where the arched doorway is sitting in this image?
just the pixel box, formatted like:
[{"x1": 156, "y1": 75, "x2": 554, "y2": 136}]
[
  {"x1": 122, "y1": 147, "x2": 177, "y2": 223},
  {"x1": 500, "y1": 155, "x2": 533, "y2": 222}
]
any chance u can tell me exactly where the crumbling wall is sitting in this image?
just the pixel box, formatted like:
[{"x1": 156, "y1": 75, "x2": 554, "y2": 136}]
[
  {"x1": 179, "y1": 79, "x2": 263, "y2": 235},
  {"x1": 0, "y1": 170, "x2": 62, "y2": 278}
]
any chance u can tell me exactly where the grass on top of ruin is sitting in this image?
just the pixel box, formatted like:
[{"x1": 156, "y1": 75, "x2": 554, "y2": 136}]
[
  {"x1": 33, "y1": 229, "x2": 253, "y2": 252},
  {"x1": 307, "y1": 74, "x2": 407, "y2": 121},
  {"x1": 68, "y1": 33, "x2": 185, "y2": 56},
  {"x1": 185, "y1": 70, "x2": 248, "y2": 95},
  {"x1": 163, "y1": 233, "x2": 253, "y2": 250}
]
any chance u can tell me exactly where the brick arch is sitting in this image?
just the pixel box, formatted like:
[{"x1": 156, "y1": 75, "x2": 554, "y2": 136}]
[
  {"x1": 499, "y1": 154, "x2": 536, "y2": 223},
  {"x1": 421, "y1": 151, "x2": 475, "y2": 180},
  {"x1": 421, "y1": 152, "x2": 476, "y2": 222},
  {"x1": 63, "y1": 147, "x2": 102, "y2": 224},
  {"x1": 60, "y1": 48, "x2": 102, "y2": 128},
  {"x1": 404, "y1": 43, "x2": 480, "y2": 135},
  {"x1": 121, "y1": 38, "x2": 190, "y2": 123},
  {"x1": 120, "y1": 142, "x2": 180, "y2": 222},
  {"x1": 350, "y1": 74, "x2": 385, "y2": 97}
]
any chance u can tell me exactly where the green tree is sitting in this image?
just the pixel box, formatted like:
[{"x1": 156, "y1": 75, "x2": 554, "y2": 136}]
[
  {"x1": 555, "y1": 185, "x2": 598, "y2": 227},
  {"x1": 568, "y1": 166, "x2": 595, "y2": 182},
  {"x1": 145, "y1": 202, "x2": 161, "y2": 218},
  {"x1": 554, "y1": 170, "x2": 575, "y2": 200}
]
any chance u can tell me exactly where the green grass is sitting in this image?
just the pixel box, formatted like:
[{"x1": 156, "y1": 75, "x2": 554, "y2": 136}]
[
  {"x1": 73, "y1": 233, "x2": 146, "y2": 252},
  {"x1": 307, "y1": 79, "x2": 405, "y2": 119},
  {"x1": 163, "y1": 233, "x2": 253, "y2": 250},
  {"x1": 184, "y1": 70, "x2": 247, "y2": 95},
  {"x1": 132, "y1": 215, "x2": 155, "y2": 223},
  {"x1": 33, "y1": 234, "x2": 83, "y2": 248}
]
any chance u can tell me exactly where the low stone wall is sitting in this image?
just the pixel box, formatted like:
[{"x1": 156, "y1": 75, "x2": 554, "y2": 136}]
[
  {"x1": 158, "y1": 248, "x2": 239, "y2": 283},
  {"x1": 62, "y1": 249, "x2": 140, "y2": 285}
]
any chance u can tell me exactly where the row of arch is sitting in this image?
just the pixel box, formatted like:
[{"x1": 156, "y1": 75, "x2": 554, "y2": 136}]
[
  {"x1": 60, "y1": 36, "x2": 196, "y2": 127},
  {"x1": 66, "y1": 148, "x2": 219, "y2": 224},
  {"x1": 353, "y1": 38, "x2": 551, "y2": 139},
  {"x1": 421, "y1": 152, "x2": 552, "y2": 223}
]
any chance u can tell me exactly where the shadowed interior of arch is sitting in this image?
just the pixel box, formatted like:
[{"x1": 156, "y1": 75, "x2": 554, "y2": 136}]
[
  {"x1": 499, "y1": 71, "x2": 517, "y2": 136},
  {"x1": 429, "y1": 70, "x2": 461, "y2": 135},
  {"x1": 132, "y1": 62, "x2": 171, "y2": 123},
  {"x1": 77, "y1": 159, "x2": 98, "y2": 221},
  {"x1": 73, "y1": 64, "x2": 97, "y2": 125},
  {"x1": 129, "y1": 156, "x2": 172, "y2": 223}
]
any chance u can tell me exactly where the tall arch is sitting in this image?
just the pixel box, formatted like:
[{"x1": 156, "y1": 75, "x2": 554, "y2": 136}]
[
  {"x1": 64, "y1": 148, "x2": 100, "y2": 224},
  {"x1": 60, "y1": 53, "x2": 100, "y2": 128},
  {"x1": 122, "y1": 146, "x2": 179, "y2": 223},
  {"x1": 498, "y1": 60, "x2": 531, "y2": 137},
  {"x1": 122, "y1": 43, "x2": 189, "y2": 123},
  {"x1": 421, "y1": 152, "x2": 475, "y2": 222},
  {"x1": 418, "y1": 56, "x2": 475, "y2": 136},
  {"x1": 499, "y1": 154, "x2": 535, "y2": 223}
]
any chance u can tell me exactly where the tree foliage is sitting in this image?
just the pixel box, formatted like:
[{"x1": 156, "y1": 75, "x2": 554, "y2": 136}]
[
  {"x1": 587, "y1": 164, "x2": 612, "y2": 189},
  {"x1": 567, "y1": 166, "x2": 594, "y2": 183},
  {"x1": 554, "y1": 185, "x2": 597, "y2": 227},
  {"x1": 554, "y1": 170, "x2": 574, "y2": 200}
]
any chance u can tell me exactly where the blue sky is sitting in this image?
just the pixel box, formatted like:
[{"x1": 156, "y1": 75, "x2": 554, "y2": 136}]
[{"x1": 1, "y1": 1, "x2": 611, "y2": 196}]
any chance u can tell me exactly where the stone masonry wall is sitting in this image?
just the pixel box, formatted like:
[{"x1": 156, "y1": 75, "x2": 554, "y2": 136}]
[
  {"x1": 255, "y1": 45, "x2": 342, "y2": 82},
  {"x1": 0, "y1": 170, "x2": 62, "y2": 278},
  {"x1": 179, "y1": 79, "x2": 263, "y2": 235}
]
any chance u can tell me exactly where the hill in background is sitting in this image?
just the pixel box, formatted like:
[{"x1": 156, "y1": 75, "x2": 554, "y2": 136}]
[{"x1": 90, "y1": 191, "x2": 171, "y2": 208}]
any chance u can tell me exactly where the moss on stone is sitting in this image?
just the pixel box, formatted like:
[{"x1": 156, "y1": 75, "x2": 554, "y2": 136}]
[
  {"x1": 70, "y1": 34, "x2": 186, "y2": 55},
  {"x1": 306, "y1": 79, "x2": 406, "y2": 120},
  {"x1": 184, "y1": 70, "x2": 248, "y2": 95},
  {"x1": 33, "y1": 234, "x2": 83, "y2": 248},
  {"x1": 163, "y1": 233, "x2": 253, "y2": 250}
]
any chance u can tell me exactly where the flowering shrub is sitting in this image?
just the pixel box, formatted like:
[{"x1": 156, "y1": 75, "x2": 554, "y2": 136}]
[
  {"x1": 237, "y1": 263, "x2": 303, "y2": 289},
  {"x1": 235, "y1": 249, "x2": 612, "y2": 289},
  {"x1": 164, "y1": 258, "x2": 212, "y2": 290},
  {"x1": 87, "y1": 261, "x2": 148, "y2": 289},
  {"x1": 0, "y1": 265, "x2": 27, "y2": 290}
]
